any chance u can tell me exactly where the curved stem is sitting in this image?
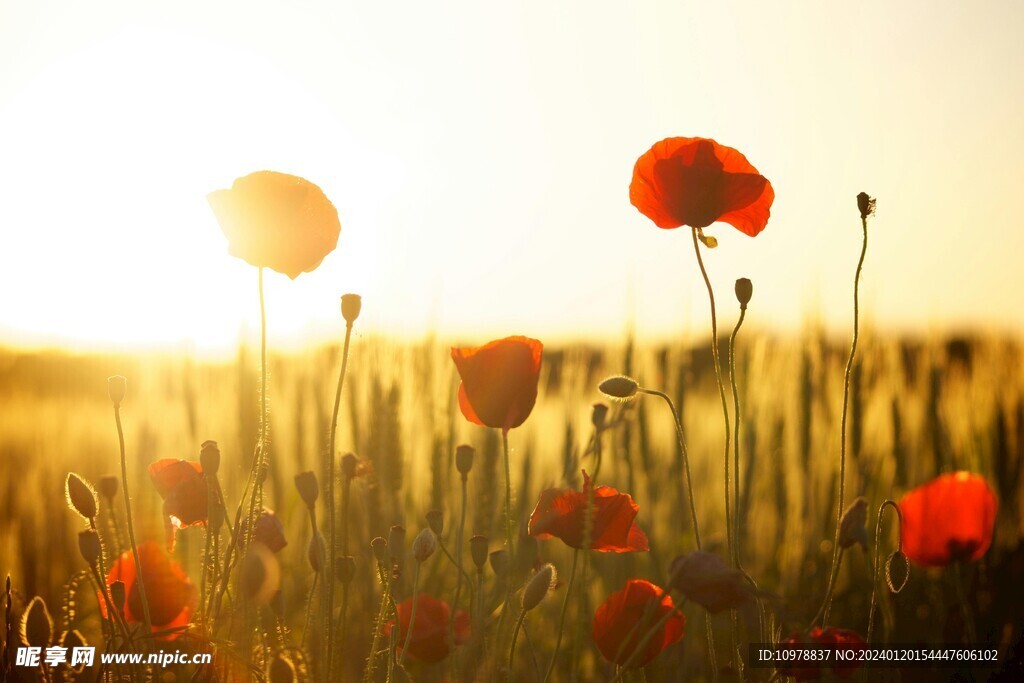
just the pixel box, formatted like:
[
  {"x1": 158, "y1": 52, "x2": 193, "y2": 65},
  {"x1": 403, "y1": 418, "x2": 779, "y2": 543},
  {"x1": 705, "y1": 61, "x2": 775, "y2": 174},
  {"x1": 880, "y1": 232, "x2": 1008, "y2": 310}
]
[
  {"x1": 638, "y1": 389, "x2": 701, "y2": 550},
  {"x1": 542, "y1": 549, "x2": 579, "y2": 683},
  {"x1": 113, "y1": 403, "x2": 152, "y2": 634},
  {"x1": 508, "y1": 608, "x2": 527, "y2": 675},
  {"x1": 397, "y1": 563, "x2": 422, "y2": 668},
  {"x1": 691, "y1": 228, "x2": 732, "y2": 561},
  {"x1": 823, "y1": 213, "x2": 869, "y2": 625},
  {"x1": 867, "y1": 500, "x2": 901, "y2": 642}
]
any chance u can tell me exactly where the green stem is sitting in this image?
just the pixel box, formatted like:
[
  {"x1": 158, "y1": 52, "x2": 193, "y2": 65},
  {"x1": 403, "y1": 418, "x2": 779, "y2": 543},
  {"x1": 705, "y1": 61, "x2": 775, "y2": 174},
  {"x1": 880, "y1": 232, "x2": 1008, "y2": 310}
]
[
  {"x1": 113, "y1": 402, "x2": 152, "y2": 634},
  {"x1": 449, "y1": 475, "x2": 469, "y2": 665},
  {"x1": 690, "y1": 228, "x2": 732, "y2": 560},
  {"x1": 397, "y1": 563, "x2": 422, "y2": 668},
  {"x1": 867, "y1": 500, "x2": 900, "y2": 642},
  {"x1": 638, "y1": 389, "x2": 701, "y2": 550},
  {"x1": 542, "y1": 549, "x2": 579, "y2": 683},
  {"x1": 952, "y1": 562, "x2": 976, "y2": 642},
  {"x1": 823, "y1": 213, "x2": 869, "y2": 625},
  {"x1": 728, "y1": 308, "x2": 746, "y2": 566}
]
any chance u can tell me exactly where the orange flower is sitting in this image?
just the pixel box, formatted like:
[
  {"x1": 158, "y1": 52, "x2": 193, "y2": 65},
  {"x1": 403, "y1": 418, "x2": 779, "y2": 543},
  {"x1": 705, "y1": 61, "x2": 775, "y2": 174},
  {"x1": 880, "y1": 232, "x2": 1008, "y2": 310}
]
[
  {"x1": 899, "y1": 472, "x2": 998, "y2": 567},
  {"x1": 384, "y1": 594, "x2": 470, "y2": 663},
  {"x1": 148, "y1": 459, "x2": 208, "y2": 531},
  {"x1": 451, "y1": 336, "x2": 543, "y2": 432},
  {"x1": 777, "y1": 627, "x2": 866, "y2": 680},
  {"x1": 207, "y1": 171, "x2": 341, "y2": 279},
  {"x1": 528, "y1": 471, "x2": 648, "y2": 553},
  {"x1": 592, "y1": 579, "x2": 684, "y2": 668},
  {"x1": 629, "y1": 137, "x2": 774, "y2": 236},
  {"x1": 104, "y1": 542, "x2": 197, "y2": 637}
]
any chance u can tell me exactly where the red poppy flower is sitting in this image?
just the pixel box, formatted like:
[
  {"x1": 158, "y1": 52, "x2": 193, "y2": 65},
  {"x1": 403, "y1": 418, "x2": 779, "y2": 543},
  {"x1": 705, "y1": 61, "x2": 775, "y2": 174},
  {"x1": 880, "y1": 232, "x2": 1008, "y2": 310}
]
[
  {"x1": 207, "y1": 171, "x2": 341, "y2": 279},
  {"x1": 629, "y1": 137, "x2": 774, "y2": 236},
  {"x1": 528, "y1": 471, "x2": 648, "y2": 553},
  {"x1": 593, "y1": 579, "x2": 684, "y2": 668},
  {"x1": 899, "y1": 471, "x2": 998, "y2": 567},
  {"x1": 777, "y1": 627, "x2": 866, "y2": 680},
  {"x1": 384, "y1": 594, "x2": 470, "y2": 663},
  {"x1": 104, "y1": 542, "x2": 197, "y2": 638},
  {"x1": 451, "y1": 336, "x2": 543, "y2": 433},
  {"x1": 149, "y1": 459, "x2": 208, "y2": 528}
]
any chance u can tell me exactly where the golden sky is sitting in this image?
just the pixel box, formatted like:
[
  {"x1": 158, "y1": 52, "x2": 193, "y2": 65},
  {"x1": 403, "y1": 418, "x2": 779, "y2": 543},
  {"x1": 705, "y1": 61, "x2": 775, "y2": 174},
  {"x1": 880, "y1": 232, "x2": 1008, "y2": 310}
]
[{"x1": 1, "y1": 1, "x2": 1022, "y2": 352}]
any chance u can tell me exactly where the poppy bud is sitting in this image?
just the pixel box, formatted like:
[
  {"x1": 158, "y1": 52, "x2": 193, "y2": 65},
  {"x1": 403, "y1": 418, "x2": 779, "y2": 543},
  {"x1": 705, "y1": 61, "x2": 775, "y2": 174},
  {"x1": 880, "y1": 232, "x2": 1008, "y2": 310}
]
[
  {"x1": 336, "y1": 555, "x2": 356, "y2": 584},
  {"x1": 65, "y1": 473, "x2": 98, "y2": 520},
  {"x1": 455, "y1": 444, "x2": 474, "y2": 477},
  {"x1": 735, "y1": 278, "x2": 753, "y2": 310},
  {"x1": 598, "y1": 376, "x2": 638, "y2": 400},
  {"x1": 294, "y1": 471, "x2": 319, "y2": 508},
  {"x1": 341, "y1": 293, "x2": 362, "y2": 325},
  {"x1": 425, "y1": 510, "x2": 444, "y2": 535},
  {"x1": 78, "y1": 530, "x2": 101, "y2": 568},
  {"x1": 270, "y1": 654, "x2": 297, "y2": 683},
  {"x1": 522, "y1": 563, "x2": 556, "y2": 611},
  {"x1": 591, "y1": 402, "x2": 609, "y2": 431},
  {"x1": 107, "y1": 375, "x2": 127, "y2": 406},
  {"x1": 21, "y1": 597, "x2": 52, "y2": 649},
  {"x1": 341, "y1": 452, "x2": 359, "y2": 480},
  {"x1": 886, "y1": 551, "x2": 909, "y2": 593},
  {"x1": 61, "y1": 630, "x2": 88, "y2": 673},
  {"x1": 199, "y1": 440, "x2": 220, "y2": 478},
  {"x1": 412, "y1": 528, "x2": 436, "y2": 563},
  {"x1": 110, "y1": 581, "x2": 126, "y2": 614},
  {"x1": 838, "y1": 496, "x2": 869, "y2": 550},
  {"x1": 388, "y1": 526, "x2": 406, "y2": 560},
  {"x1": 470, "y1": 535, "x2": 489, "y2": 571},
  {"x1": 308, "y1": 532, "x2": 326, "y2": 573},
  {"x1": 857, "y1": 192, "x2": 876, "y2": 219},
  {"x1": 489, "y1": 549, "x2": 509, "y2": 577},
  {"x1": 371, "y1": 536, "x2": 388, "y2": 563},
  {"x1": 97, "y1": 475, "x2": 119, "y2": 502}
]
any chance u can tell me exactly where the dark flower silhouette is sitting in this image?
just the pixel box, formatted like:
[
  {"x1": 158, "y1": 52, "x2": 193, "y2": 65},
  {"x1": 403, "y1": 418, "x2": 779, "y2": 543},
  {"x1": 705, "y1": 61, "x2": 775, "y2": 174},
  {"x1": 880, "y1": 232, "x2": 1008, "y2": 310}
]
[
  {"x1": 385, "y1": 594, "x2": 470, "y2": 663},
  {"x1": 207, "y1": 170, "x2": 341, "y2": 278},
  {"x1": 899, "y1": 471, "x2": 997, "y2": 567},
  {"x1": 451, "y1": 336, "x2": 543, "y2": 432},
  {"x1": 592, "y1": 579, "x2": 684, "y2": 668},
  {"x1": 528, "y1": 471, "x2": 649, "y2": 553},
  {"x1": 630, "y1": 137, "x2": 774, "y2": 236},
  {"x1": 148, "y1": 459, "x2": 208, "y2": 533}
]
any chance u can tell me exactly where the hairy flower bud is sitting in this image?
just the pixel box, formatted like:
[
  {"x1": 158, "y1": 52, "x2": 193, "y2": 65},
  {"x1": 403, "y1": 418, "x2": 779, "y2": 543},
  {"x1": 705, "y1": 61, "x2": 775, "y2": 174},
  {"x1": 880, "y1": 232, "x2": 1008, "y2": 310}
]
[
  {"x1": 78, "y1": 530, "x2": 101, "y2": 568},
  {"x1": 455, "y1": 444, "x2": 475, "y2": 477},
  {"x1": 735, "y1": 278, "x2": 753, "y2": 310},
  {"x1": 591, "y1": 402, "x2": 609, "y2": 431},
  {"x1": 470, "y1": 535, "x2": 489, "y2": 571},
  {"x1": 336, "y1": 555, "x2": 356, "y2": 584},
  {"x1": 341, "y1": 293, "x2": 362, "y2": 325},
  {"x1": 65, "y1": 473, "x2": 98, "y2": 520},
  {"x1": 97, "y1": 475, "x2": 119, "y2": 502},
  {"x1": 294, "y1": 471, "x2": 319, "y2": 508},
  {"x1": 371, "y1": 536, "x2": 388, "y2": 563},
  {"x1": 269, "y1": 654, "x2": 296, "y2": 683},
  {"x1": 199, "y1": 440, "x2": 221, "y2": 477},
  {"x1": 598, "y1": 375, "x2": 638, "y2": 400},
  {"x1": 857, "y1": 192, "x2": 876, "y2": 219},
  {"x1": 341, "y1": 452, "x2": 359, "y2": 480},
  {"x1": 425, "y1": 509, "x2": 444, "y2": 535},
  {"x1": 521, "y1": 563, "x2": 557, "y2": 611},
  {"x1": 107, "y1": 375, "x2": 127, "y2": 406},
  {"x1": 412, "y1": 528, "x2": 436, "y2": 563}
]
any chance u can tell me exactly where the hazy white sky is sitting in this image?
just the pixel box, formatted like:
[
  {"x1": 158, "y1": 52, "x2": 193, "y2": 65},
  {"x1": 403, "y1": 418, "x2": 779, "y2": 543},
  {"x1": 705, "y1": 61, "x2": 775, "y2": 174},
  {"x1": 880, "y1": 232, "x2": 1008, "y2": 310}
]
[{"x1": 1, "y1": 1, "x2": 1022, "y2": 351}]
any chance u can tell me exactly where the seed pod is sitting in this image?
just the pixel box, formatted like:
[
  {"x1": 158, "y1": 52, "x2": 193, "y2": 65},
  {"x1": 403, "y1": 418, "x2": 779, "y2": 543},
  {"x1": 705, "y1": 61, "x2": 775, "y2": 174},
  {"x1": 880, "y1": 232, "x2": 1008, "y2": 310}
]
[
  {"x1": 199, "y1": 440, "x2": 221, "y2": 477},
  {"x1": 109, "y1": 581, "x2": 126, "y2": 614},
  {"x1": 341, "y1": 452, "x2": 359, "y2": 480},
  {"x1": 65, "y1": 473, "x2": 98, "y2": 520},
  {"x1": 412, "y1": 528, "x2": 436, "y2": 563},
  {"x1": 21, "y1": 596, "x2": 53, "y2": 649},
  {"x1": 522, "y1": 563, "x2": 556, "y2": 611},
  {"x1": 489, "y1": 549, "x2": 509, "y2": 577},
  {"x1": 61, "y1": 630, "x2": 88, "y2": 672},
  {"x1": 857, "y1": 192, "x2": 876, "y2": 219},
  {"x1": 97, "y1": 475, "x2": 119, "y2": 502},
  {"x1": 455, "y1": 444, "x2": 475, "y2": 477},
  {"x1": 598, "y1": 376, "x2": 638, "y2": 400},
  {"x1": 307, "y1": 532, "x2": 326, "y2": 573},
  {"x1": 470, "y1": 535, "x2": 489, "y2": 571},
  {"x1": 371, "y1": 536, "x2": 388, "y2": 563},
  {"x1": 735, "y1": 278, "x2": 753, "y2": 310},
  {"x1": 591, "y1": 402, "x2": 609, "y2": 431},
  {"x1": 294, "y1": 471, "x2": 319, "y2": 508},
  {"x1": 336, "y1": 556, "x2": 356, "y2": 584},
  {"x1": 107, "y1": 375, "x2": 127, "y2": 406},
  {"x1": 341, "y1": 293, "x2": 362, "y2": 325},
  {"x1": 425, "y1": 510, "x2": 444, "y2": 535},
  {"x1": 269, "y1": 653, "x2": 297, "y2": 683},
  {"x1": 78, "y1": 530, "x2": 101, "y2": 568},
  {"x1": 838, "y1": 496, "x2": 869, "y2": 550},
  {"x1": 388, "y1": 526, "x2": 406, "y2": 561}
]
